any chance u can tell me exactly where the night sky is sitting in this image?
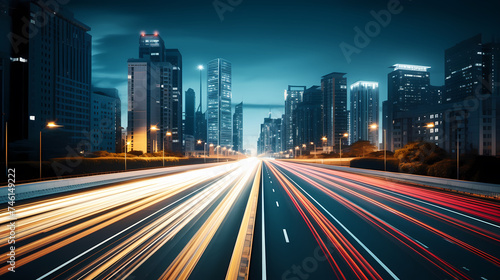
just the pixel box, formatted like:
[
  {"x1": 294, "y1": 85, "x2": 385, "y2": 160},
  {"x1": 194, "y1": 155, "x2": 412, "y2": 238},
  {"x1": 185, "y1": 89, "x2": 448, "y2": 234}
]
[{"x1": 66, "y1": 0, "x2": 500, "y2": 153}]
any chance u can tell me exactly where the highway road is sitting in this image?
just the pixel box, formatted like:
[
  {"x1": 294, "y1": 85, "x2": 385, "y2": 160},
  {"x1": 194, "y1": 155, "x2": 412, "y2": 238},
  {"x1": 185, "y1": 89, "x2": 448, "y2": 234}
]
[
  {"x1": 1, "y1": 158, "x2": 499, "y2": 279},
  {"x1": 258, "y1": 160, "x2": 500, "y2": 280}
]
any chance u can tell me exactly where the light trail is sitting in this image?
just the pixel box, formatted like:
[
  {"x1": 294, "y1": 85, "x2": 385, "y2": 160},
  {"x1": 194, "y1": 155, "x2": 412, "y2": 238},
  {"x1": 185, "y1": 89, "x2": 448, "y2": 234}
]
[
  {"x1": 0, "y1": 159, "x2": 260, "y2": 279},
  {"x1": 269, "y1": 160, "x2": 500, "y2": 279},
  {"x1": 266, "y1": 162, "x2": 383, "y2": 280}
]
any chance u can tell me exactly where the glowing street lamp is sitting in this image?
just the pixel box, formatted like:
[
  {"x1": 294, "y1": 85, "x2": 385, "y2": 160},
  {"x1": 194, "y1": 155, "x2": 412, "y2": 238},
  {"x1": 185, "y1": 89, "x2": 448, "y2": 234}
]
[
  {"x1": 125, "y1": 141, "x2": 131, "y2": 170},
  {"x1": 40, "y1": 122, "x2": 63, "y2": 180},
  {"x1": 310, "y1": 142, "x2": 317, "y2": 159},
  {"x1": 150, "y1": 125, "x2": 159, "y2": 153},
  {"x1": 162, "y1": 131, "x2": 172, "y2": 167},
  {"x1": 340, "y1": 133, "x2": 349, "y2": 164}
]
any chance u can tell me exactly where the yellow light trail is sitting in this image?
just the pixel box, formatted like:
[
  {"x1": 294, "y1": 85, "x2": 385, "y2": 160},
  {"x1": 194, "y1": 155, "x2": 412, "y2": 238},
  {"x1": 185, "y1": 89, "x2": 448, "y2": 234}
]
[
  {"x1": 0, "y1": 159, "x2": 260, "y2": 279},
  {"x1": 159, "y1": 159, "x2": 260, "y2": 280}
]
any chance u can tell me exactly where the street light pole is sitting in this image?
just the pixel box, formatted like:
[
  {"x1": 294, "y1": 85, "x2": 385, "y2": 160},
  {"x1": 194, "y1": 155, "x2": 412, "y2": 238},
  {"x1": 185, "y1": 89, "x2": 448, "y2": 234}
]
[
  {"x1": 339, "y1": 137, "x2": 342, "y2": 161},
  {"x1": 384, "y1": 129, "x2": 387, "y2": 171},
  {"x1": 40, "y1": 122, "x2": 62, "y2": 180},
  {"x1": 39, "y1": 131, "x2": 42, "y2": 180},
  {"x1": 125, "y1": 141, "x2": 129, "y2": 171},
  {"x1": 5, "y1": 122, "x2": 7, "y2": 176},
  {"x1": 340, "y1": 133, "x2": 348, "y2": 166},
  {"x1": 457, "y1": 129, "x2": 460, "y2": 180}
]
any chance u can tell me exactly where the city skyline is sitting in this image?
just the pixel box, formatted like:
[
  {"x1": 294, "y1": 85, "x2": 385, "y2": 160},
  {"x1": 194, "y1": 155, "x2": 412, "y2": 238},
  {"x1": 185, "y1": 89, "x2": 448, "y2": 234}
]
[
  {"x1": 1, "y1": 1, "x2": 500, "y2": 279},
  {"x1": 63, "y1": 0, "x2": 500, "y2": 153}
]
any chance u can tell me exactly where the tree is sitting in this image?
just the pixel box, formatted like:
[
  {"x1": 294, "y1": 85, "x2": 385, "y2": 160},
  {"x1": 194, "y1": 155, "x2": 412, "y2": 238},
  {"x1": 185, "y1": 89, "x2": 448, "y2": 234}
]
[
  {"x1": 394, "y1": 141, "x2": 447, "y2": 165},
  {"x1": 347, "y1": 141, "x2": 377, "y2": 157}
]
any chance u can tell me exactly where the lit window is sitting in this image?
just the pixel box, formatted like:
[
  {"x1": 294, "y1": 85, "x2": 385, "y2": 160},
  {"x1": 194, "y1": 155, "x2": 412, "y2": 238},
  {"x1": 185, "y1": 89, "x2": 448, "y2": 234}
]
[{"x1": 30, "y1": 116, "x2": 36, "y2": 121}]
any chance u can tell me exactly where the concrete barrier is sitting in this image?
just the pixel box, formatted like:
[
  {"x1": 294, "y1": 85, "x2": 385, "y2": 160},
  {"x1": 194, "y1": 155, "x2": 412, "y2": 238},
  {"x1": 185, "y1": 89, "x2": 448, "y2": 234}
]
[
  {"x1": 0, "y1": 163, "x2": 223, "y2": 203},
  {"x1": 291, "y1": 161, "x2": 500, "y2": 199}
]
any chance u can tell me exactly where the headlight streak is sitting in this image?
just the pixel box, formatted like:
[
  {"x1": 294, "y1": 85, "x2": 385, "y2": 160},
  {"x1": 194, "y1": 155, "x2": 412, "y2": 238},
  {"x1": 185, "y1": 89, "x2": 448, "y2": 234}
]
[
  {"x1": 265, "y1": 162, "x2": 383, "y2": 280},
  {"x1": 271, "y1": 160, "x2": 500, "y2": 278},
  {"x1": 1, "y1": 166, "x2": 236, "y2": 273},
  {"x1": 275, "y1": 162, "x2": 500, "y2": 267},
  {"x1": 296, "y1": 163, "x2": 500, "y2": 224},
  {"x1": 225, "y1": 162, "x2": 262, "y2": 280},
  {"x1": 282, "y1": 163, "x2": 500, "y2": 244},
  {"x1": 0, "y1": 159, "x2": 258, "y2": 278},
  {"x1": 159, "y1": 158, "x2": 260, "y2": 280}
]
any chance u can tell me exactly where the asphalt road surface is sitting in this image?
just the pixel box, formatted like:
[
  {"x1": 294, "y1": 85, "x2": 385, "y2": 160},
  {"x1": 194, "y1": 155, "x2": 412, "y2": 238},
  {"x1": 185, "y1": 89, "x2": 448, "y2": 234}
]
[{"x1": 1, "y1": 158, "x2": 499, "y2": 280}]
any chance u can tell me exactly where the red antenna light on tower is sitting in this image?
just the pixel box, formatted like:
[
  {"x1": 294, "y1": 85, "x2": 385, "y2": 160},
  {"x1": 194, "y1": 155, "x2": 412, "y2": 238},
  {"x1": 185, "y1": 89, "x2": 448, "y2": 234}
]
[
  {"x1": 140, "y1": 31, "x2": 145, "y2": 36},
  {"x1": 154, "y1": 31, "x2": 159, "y2": 36}
]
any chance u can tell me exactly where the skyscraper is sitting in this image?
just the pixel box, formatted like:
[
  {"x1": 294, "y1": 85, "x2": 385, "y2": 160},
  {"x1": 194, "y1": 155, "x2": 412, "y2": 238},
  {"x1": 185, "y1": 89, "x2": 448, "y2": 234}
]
[
  {"x1": 385, "y1": 64, "x2": 430, "y2": 151},
  {"x1": 165, "y1": 49, "x2": 183, "y2": 152},
  {"x1": 0, "y1": 2, "x2": 10, "y2": 156},
  {"x1": 233, "y1": 102, "x2": 243, "y2": 152},
  {"x1": 139, "y1": 32, "x2": 165, "y2": 62},
  {"x1": 284, "y1": 86, "x2": 305, "y2": 150},
  {"x1": 388, "y1": 64, "x2": 430, "y2": 112},
  {"x1": 90, "y1": 88, "x2": 121, "y2": 153},
  {"x1": 257, "y1": 114, "x2": 283, "y2": 155},
  {"x1": 321, "y1": 73, "x2": 347, "y2": 148},
  {"x1": 6, "y1": 0, "x2": 92, "y2": 159},
  {"x1": 444, "y1": 34, "x2": 483, "y2": 103},
  {"x1": 137, "y1": 33, "x2": 180, "y2": 153},
  {"x1": 185, "y1": 88, "x2": 196, "y2": 137},
  {"x1": 127, "y1": 59, "x2": 160, "y2": 153},
  {"x1": 295, "y1": 86, "x2": 323, "y2": 149},
  {"x1": 207, "y1": 58, "x2": 232, "y2": 148},
  {"x1": 444, "y1": 34, "x2": 500, "y2": 155},
  {"x1": 350, "y1": 81, "x2": 379, "y2": 147}
]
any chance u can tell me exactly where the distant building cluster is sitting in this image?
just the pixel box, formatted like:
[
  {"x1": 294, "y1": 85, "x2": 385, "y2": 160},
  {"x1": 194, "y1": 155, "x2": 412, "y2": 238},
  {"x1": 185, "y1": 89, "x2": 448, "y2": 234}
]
[
  {"x1": 385, "y1": 35, "x2": 500, "y2": 156},
  {"x1": 127, "y1": 32, "x2": 182, "y2": 154},
  {"x1": 0, "y1": 1, "x2": 246, "y2": 161},
  {"x1": 1, "y1": 0, "x2": 124, "y2": 160},
  {"x1": 258, "y1": 34, "x2": 500, "y2": 158}
]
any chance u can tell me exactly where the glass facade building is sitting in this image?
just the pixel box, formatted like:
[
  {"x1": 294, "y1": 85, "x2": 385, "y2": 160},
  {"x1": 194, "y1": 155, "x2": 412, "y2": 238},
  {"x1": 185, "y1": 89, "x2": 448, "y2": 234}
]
[
  {"x1": 184, "y1": 88, "x2": 196, "y2": 137},
  {"x1": 207, "y1": 58, "x2": 232, "y2": 148},
  {"x1": 6, "y1": 0, "x2": 92, "y2": 159},
  {"x1": 233, "y1": 102, "x2": 243, "y2": 152},
  {"x1": 127, "y1": 59, "x2": 160, "y2": 153},
  {"x1": 90, "y1": 88, "x2": 121, "y2": 153},
  {"x1": 164, "y1": 49, "x2": 183, "y2": 152},
  {"x1": 321, "y1": 73, "x2": 347, "y2": 148},
  {"x1": 350, "y1": 81, "x2": 379, "y2": 147},
  {"x1": 284, "y1": 85, "x2": 305, "y2": 150}
]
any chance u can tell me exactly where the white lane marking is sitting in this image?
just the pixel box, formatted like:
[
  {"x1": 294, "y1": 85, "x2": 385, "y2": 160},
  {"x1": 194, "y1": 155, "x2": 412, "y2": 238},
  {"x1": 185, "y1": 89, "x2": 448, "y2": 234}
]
[
  {"x1": 351, "y1": 180, "x2": 500, "y2": 229},
  {"x1": 280, "y1": 171, "x2": 399, "y2": 280},
  {"x1": 462, "y1": 267, "x2": 470, "y2": 271},
  {"x1": 261, "y1": 165, "x2": 267, "y2": 280},
  {"x1": 481, "y1": 277, "x2": 488, "y2": 280},
  {"x1": 283, "y1": 229, "x2": 290, "y2": 243},
  {"x1": 276, "y1": 201, "x2": 280, "y2": 207},
  {"x1": 37, "y1": 184, "x2": 208, "y2": 280},
  {"x1": 272, "y1": 189, "x2": 275, "y2": 192}
]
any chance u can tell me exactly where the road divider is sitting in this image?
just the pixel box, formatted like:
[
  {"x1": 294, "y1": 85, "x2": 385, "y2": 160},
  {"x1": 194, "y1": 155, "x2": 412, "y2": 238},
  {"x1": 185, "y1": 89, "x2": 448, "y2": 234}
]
[{"x1": 226, "y1": 162, "x2": 262, "y2": 280}]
